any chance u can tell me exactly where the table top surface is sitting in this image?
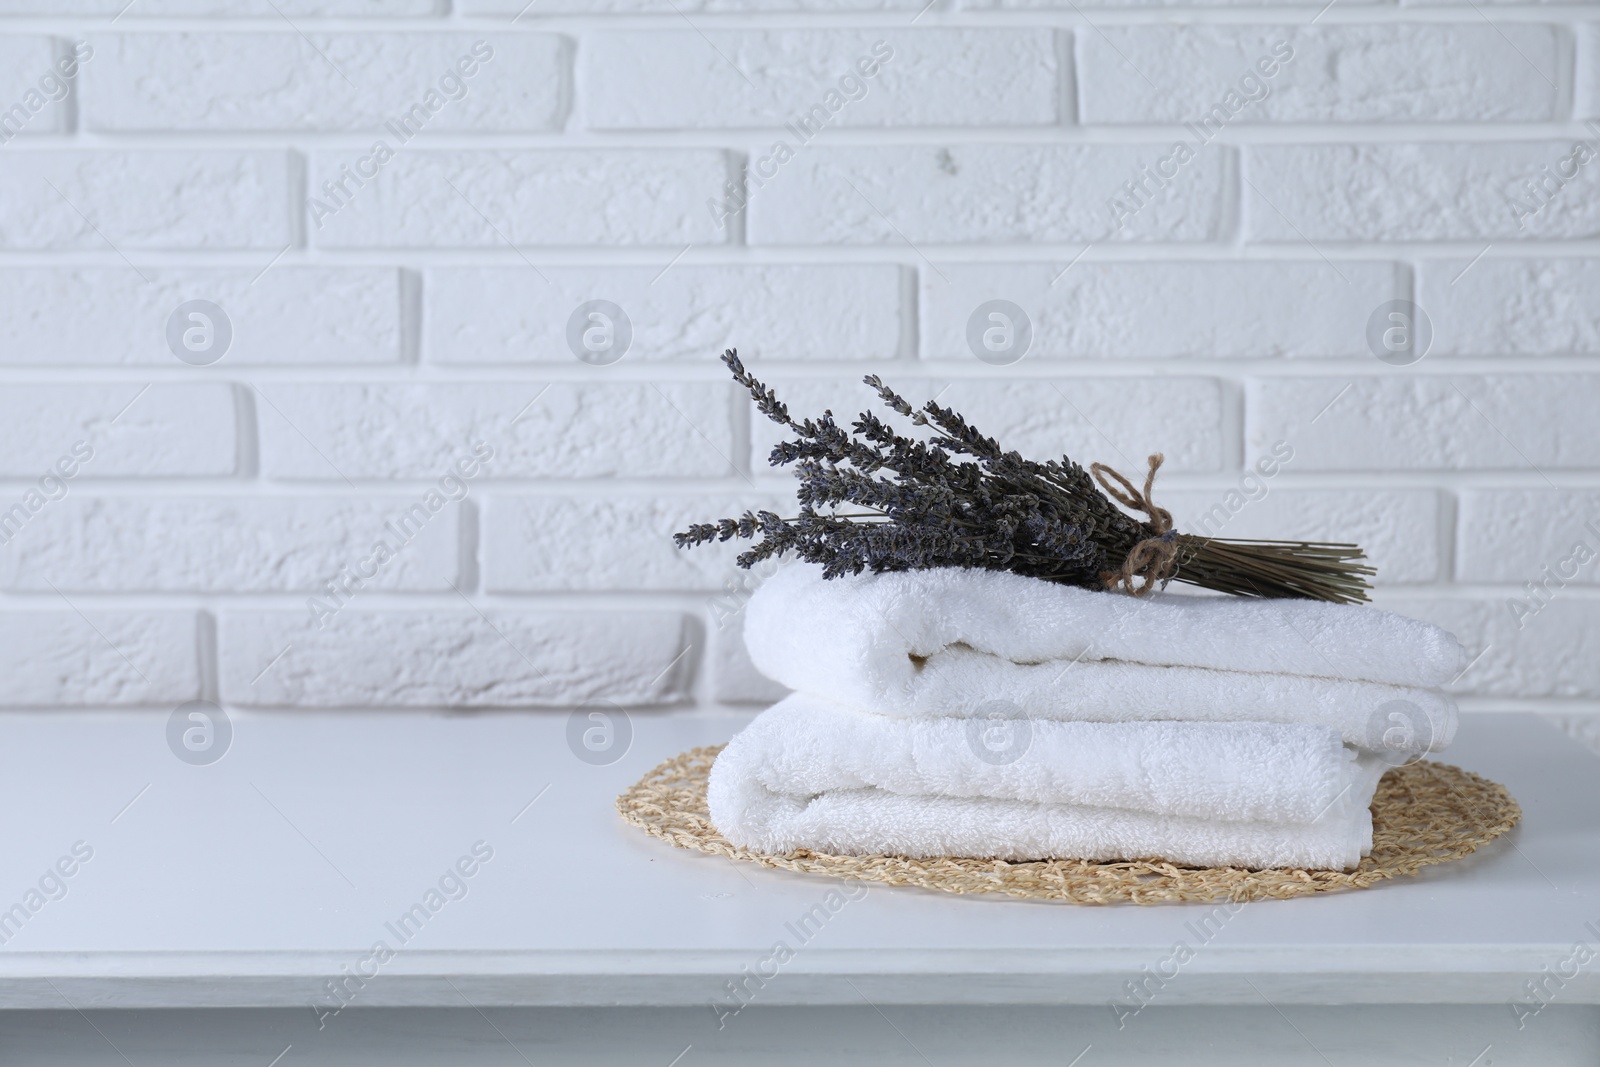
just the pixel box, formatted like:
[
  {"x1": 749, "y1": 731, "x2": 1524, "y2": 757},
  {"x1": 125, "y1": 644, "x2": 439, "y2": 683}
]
[{"x1": 0, "y1": 708, "x2": 1595, "y2": 1008}]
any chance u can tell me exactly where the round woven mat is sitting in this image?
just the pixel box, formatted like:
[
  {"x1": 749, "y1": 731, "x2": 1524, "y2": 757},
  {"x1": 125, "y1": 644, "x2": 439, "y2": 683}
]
[{"x1": 615, "y1": 745, "x2": 1522, "y2": 905}]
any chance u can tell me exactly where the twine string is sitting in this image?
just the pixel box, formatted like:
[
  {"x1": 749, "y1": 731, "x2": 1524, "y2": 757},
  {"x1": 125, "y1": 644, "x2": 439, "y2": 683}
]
[{"x1": 1090, "y1": 453, "x2": 1179, "y2": 597}]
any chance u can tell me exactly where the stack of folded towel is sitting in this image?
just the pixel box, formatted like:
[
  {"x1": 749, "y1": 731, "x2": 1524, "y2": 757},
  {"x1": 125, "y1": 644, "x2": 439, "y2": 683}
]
[{"x1": 707, "y1": 565, "x2": 1465, "y2": 871}]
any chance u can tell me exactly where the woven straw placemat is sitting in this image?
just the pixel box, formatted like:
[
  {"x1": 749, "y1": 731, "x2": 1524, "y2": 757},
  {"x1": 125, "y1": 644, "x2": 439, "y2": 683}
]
[{"x1": 616, "y1": 744, "x2": 1522, "y2": 905}]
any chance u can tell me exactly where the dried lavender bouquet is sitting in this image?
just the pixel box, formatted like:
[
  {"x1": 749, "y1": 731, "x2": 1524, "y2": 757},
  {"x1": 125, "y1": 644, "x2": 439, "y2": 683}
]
[{"x1": 676, "y1": 350, "x2": 1373, "y2": 604}]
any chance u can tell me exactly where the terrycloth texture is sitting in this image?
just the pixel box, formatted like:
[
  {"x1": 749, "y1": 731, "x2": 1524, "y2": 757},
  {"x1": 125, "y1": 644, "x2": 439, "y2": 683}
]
[
  {"x1": 712, "y1": 787, "x2": 1379, "y2": 869},
  {"x1": 750, "y1": 639, "x2": 1457, "y2": 755},
  {"x1": 718, "y1": 694, "x2": 1371, "y2": 823},
  {"x1": 745, "y1": 563, "x2": 1464, "y2": 706},
  {"x1": 708, "y1": 694, "x2": 1388, "y2": 870}
]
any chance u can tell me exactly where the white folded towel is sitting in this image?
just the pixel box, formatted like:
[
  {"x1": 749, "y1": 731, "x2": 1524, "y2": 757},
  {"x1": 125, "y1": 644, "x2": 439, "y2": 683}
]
[
  {"x1": 745, "y1": 565, "x2": 1464, "y2": 738},
  {"x1": 750, "y1": 639, "x2": 1456, "y2": 755},
  {"x1": 717, "y1": 694, "x2": 1374, "y2": 823},
  {"x1": 715, "y1": 786, "x2": 1377, "y2": 870},
  {"x1": 708, "y1": 694, "x2": 1388, "y2": 870}
]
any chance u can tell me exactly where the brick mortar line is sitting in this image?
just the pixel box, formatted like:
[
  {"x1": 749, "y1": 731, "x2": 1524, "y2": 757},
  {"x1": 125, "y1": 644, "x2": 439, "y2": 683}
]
[
  {"x1": 0, "y1": 481, "x2": 1595, "y2": 493},
  {"x1": 0, "y1": 9, "x2": 1595, "y2": 28},
  {"x1": 5, "y1": 246, "x2": 1600, "y2": 260},
  {"x1": 7, "y1": 474, "x2": 1600, "y2": 486},
  {"x1": 16, "y1": 127, "x2": 1600, "y2": 145},
  {"x1": 1, "y1": 364, "x2": 1596, "y2": 379},
  {"x1": 9, "y1": 22, "x2": 1590, "y2": 130},
  {"x1": 0, "y1": 17, "x2": 1588, "y2": 706},
  {"x1": 5, "y1": 584, "x2": 1600, "y2": 602}
]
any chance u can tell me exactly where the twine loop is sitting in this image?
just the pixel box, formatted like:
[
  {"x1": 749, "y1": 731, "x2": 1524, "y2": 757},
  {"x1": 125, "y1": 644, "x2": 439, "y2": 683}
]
[{"x1": 1090, "y1": 453, "x2": 1179, "y2": 597}]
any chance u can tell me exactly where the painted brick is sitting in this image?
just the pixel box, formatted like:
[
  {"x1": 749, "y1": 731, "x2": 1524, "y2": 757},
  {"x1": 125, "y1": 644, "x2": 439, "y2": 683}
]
[
  {"x1": 1457, "y1": 490, "x2": 1600, "y2": 585},
  {"x1": 1080, "y1": 25, "x2": 1563, "y2": 124},
  {"x1": 1166, "y1": 487, "x2": 1441, "y2": 584},
  {"x1": 0, "y1": 151, "x2": 295, "y2": 250},
  {"x1": 0, "y1": 497, "x2": 459, "y2": 593},
  {"x1": 750, "y1": 376, "x2": 1225, "y2": 472},
  {"x1": 256, "y1": 383, "x2": 737, "y2": 480},
  {"x1": 1247, "y1": 375, "x2": 1600, "y2": 471},
  {"x1": 483, "y1": 494, "x2": 787, "y2": 592},
  {"x1": 970, "y1": 0, "x2": 1370, "y2": 6},
  {"x1": 921, "y1": 261, "x2": 1400, "y2": 360},
  {"x1": 0, "y1": 268, "x2": 403, "y2": 365},
  {"x1": 0, "y1": 3, "x2": 1591, "y2": 722},
  {"x1": 1419, "y1": 258, "x2": 1600, "y2": 357},
  {"x1": 1587, "y1": 34, "x2": 1600, "y2": 119},
  {"x1": 308, "y1": 150, "x2": 731, "y2": 248},
  {"x1": 713, "y1": 614, "x2": 790, "y2": 705},
  {"x1": 1382, "y1": 596, "x2": 1600, "y2": 699},
  {"x1": 219, "y1": 609, "x2": 695, "y2": 707},
  {"x1": 748, "y1": 144, "x2": 1232, "y2": 244},
  {"x1": 0, "y1": 37, "x2": 71, "y2": 140},
  {"x1": 585, "y1": 30, "x2": 1058, "y2": 129},
  {"x1": 0, "y1": 611, "x2": 202, "y2": 707},
  {"x1": 1404, "y1": 0, "x2": 1583, "y2": 5},
  {"x1": 0, "y1": 384, "x2": 236, "y2": 477},
  {"x1": 86, "y1": 34, "x2": 564, "y2": 132},
  {"x1": 425, "y1": 264, "x2": 901, "y2": 363},
  {"x1": 1246, "y1": 143, "x2": 1600, "y2": 242},
  {"x1": 0, "y1": 1, "x2": 434, "y2": 12},
  {"x1": 464, "y1": 0, "x2": 920, "y2": 9}
]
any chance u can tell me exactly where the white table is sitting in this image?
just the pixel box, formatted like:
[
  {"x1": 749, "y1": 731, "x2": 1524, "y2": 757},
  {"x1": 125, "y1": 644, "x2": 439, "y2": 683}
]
[{"x1": 0, "y1": 709, "x2": 1595, "y2": 1065}]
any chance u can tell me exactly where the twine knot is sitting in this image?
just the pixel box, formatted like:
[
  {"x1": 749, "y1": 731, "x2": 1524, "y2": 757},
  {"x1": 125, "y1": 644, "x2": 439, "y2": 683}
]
[{"x1": 1090, "y1": 453, "x2": 1179, "y2": 597}]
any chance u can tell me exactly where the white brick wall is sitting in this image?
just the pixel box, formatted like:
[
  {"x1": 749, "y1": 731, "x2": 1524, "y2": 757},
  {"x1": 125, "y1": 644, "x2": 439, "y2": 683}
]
[
  {"x1": 0, "y1": 151, "x2": 296, "y2": 249},
  {"x1": 1246, "y1": 376, "x2": 1600, "y2": 470},
  {"x1": 748, "y1": 144, "x2": 1234, "y2": 243},
  {"x1": 0, "y1": 5, "x2": 1596, "y2": 743},
  {"x1": 1078, "y1": 26, "x2": 1566, "y2": 123},
  {"x1": 308, "y1": 149, "x2": 733, "y2": 247},
  {"x1": 1246, "y1": 143, "x2": 1600, "y2": 241},
  {"x1": 0, "y1": 384, "x2": 236, "y2": 475},
  {"x1": 1, "y1": 497, "x2": 460, "y2": 592},
  {"x1": 84, "y1": 33, "x2": 566, "y2": 132},
  {"x1": 219, "y1": 609, "x2": 694, "y2": 708},
  {"x1": 1420, "y1": 259, "x2": 1600, "y2": 356},
  {"x1": 0, "y1": 611, "x2": 202, "y2": 707},
  {"x1": 0, "y1": 268, "x2": 405, "y2": 365},
  {"x1": 255, "y1": 382, "x2": 736, "y2": 478},
  {"x1": 0, "y1": 36, "x2": 69, "y2": 137},
  {"x1": 483, "y1": 494, "x2": 787, "y2": 592},
  {"x1": 584, "y1": 31, "x2": 1060, "y2": 129},
  {"x1": 922, "y1": 262, "x2": 1402, "y2": 359},
  {"x1": 424, "y1": 264, "x2": 903, "y2": 362}
]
